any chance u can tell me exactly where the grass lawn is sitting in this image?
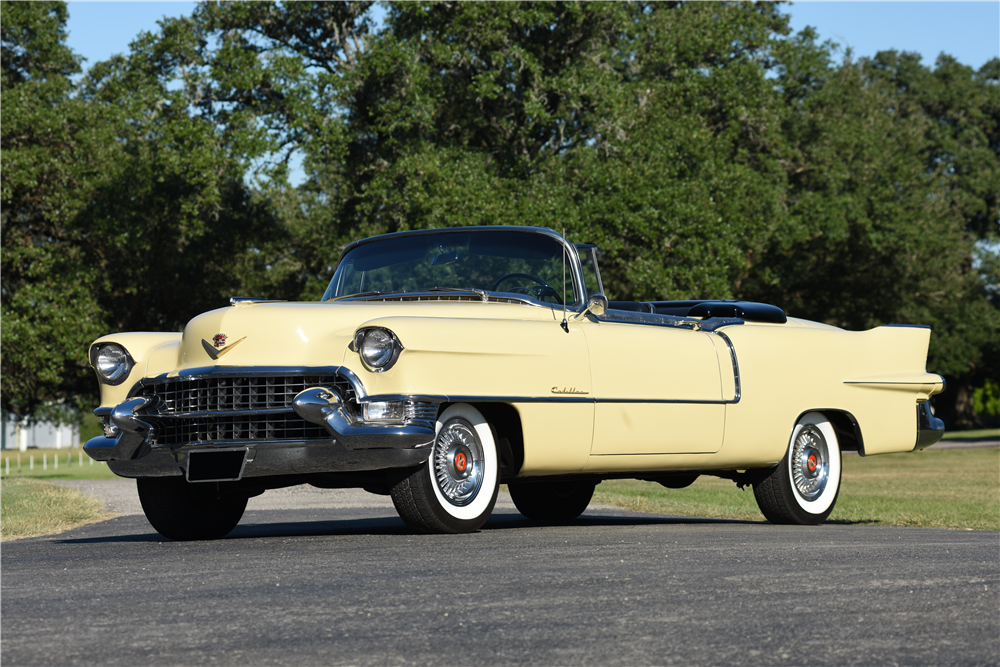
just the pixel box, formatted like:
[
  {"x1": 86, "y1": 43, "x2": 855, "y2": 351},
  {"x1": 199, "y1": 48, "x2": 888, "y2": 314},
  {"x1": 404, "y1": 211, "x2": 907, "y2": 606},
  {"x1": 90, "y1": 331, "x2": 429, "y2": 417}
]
[
  {"x1": 942, "y1": 428, "x2": 1000, "y2": 441},
  {"x1": 592, "y1": 447, "x2": 1000, "y2": 531},
  {"x1": 1, "y1": 445, "x2": 996, "y2": 540},
  {"x1": 1, "y1": 477, "x2": 110, "y2": 541}
]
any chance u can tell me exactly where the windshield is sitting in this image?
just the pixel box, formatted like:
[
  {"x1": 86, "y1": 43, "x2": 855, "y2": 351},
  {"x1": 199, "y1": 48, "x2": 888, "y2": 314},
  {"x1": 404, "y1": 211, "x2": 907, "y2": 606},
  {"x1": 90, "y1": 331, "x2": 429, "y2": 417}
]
[{"x1": 323, "y1": 230, "x2": 577, "y2": 306}]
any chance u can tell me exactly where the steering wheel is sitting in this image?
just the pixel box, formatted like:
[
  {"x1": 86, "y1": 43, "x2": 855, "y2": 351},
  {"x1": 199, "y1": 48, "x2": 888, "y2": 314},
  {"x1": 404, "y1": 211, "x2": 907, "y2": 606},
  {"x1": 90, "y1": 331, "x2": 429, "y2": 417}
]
[{"x1": 492, "y1": 273, "x2": 562, "y2": 304}]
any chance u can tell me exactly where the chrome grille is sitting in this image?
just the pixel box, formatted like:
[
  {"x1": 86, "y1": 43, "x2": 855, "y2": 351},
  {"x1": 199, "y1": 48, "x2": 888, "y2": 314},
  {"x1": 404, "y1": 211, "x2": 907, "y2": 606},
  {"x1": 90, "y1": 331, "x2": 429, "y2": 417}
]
[
  {"x1": 136, "y1": 373, "x2": 356, "y2": 415},
  {"x1": 156, "y1": 413, "x2": 328, "y2": 445},
  {"x1": 133, "y1": 372, "x2": 357, "y2": 447}
]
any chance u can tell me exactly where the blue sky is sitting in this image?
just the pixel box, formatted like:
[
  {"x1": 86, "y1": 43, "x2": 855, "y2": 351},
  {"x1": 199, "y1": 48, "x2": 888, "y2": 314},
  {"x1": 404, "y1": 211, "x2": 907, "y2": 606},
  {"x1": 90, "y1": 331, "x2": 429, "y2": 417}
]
[{"x1": 65, "y1": 1, "x2": 1000, "y2": 72}]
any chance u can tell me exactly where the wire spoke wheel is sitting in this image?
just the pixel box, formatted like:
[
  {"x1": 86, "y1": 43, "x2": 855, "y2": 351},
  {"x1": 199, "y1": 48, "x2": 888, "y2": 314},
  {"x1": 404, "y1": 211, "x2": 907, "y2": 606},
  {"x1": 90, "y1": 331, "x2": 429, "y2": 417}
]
[
  {"x1": 432, "y1": 418, "x2": 485, "y2": 506},
  {"x1": 790, "y1": 425, "x2": 830, "y2": 501}
]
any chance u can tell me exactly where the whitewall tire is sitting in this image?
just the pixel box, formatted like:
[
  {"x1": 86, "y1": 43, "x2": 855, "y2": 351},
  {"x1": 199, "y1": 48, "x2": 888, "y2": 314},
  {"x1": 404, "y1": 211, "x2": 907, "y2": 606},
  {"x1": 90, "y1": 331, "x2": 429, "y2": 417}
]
[
  {"x1": 753, "y1": 412, "x2": 842, "y2": 525},
  {"x1": 390, "y1": 404, "x2": 499, "y2": 533}
]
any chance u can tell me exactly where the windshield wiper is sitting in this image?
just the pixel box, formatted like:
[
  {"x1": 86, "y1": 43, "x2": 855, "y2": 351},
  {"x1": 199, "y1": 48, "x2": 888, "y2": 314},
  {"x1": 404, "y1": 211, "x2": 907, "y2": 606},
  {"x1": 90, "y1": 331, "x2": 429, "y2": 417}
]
[{"x1": 326, "y1": 290, "x2": 391, "y2": 302}]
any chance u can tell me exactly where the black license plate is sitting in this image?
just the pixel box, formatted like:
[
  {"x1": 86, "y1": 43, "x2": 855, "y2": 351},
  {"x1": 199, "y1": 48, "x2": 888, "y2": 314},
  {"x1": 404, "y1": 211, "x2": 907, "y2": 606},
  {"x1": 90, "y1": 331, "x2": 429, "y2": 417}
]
[{"x1": 187, "y1": 450, "x2": 248, "y2": 482}]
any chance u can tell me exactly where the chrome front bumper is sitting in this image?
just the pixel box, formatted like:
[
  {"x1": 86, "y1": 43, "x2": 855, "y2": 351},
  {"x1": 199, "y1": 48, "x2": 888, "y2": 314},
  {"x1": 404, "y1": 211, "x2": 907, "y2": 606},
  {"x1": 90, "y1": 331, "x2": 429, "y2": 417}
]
[{"x1": 85, "y1": 383, "x2": 438, "y2": 480}]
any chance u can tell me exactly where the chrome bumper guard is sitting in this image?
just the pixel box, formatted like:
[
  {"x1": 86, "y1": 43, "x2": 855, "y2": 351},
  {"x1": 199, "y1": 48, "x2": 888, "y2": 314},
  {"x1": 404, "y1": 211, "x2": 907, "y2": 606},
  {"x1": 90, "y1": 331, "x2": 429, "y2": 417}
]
[
  {"x1": 914, "y1": 401, "x2": 945, "y2": 451},
  {"x1": 290, "y1": 387, "x2": 434, "y2": 449}
]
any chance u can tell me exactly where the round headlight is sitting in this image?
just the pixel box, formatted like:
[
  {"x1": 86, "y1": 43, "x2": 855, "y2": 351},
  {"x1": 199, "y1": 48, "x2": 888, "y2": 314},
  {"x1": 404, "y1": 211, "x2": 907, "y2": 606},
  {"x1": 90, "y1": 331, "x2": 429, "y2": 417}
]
[
  {"x1": 356, "y1": 328, "x2": 402, "y2": 372},
  {"x1": 93, "y1": 344, "x2": 133, "y2": 384}
]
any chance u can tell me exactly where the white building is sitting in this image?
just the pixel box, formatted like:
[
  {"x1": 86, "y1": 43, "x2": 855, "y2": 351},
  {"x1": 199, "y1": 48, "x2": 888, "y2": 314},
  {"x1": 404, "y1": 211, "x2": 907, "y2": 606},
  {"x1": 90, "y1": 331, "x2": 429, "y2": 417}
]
[{"x1": 1, "y1": 415, "x2": 80, "y2": 451}]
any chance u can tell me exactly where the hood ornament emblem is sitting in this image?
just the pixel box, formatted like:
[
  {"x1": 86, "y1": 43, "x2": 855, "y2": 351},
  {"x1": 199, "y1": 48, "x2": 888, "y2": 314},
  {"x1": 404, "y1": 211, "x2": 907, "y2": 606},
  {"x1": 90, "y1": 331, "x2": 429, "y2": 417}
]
[{"x1": 202, "y1": 334, "x2": 247, "y2": 360}]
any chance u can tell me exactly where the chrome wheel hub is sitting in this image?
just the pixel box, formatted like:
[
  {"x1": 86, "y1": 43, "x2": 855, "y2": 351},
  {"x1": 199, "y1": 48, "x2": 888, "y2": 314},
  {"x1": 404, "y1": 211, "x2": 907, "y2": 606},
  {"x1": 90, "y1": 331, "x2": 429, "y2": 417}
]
[
  {"x1": 433, "y1": 418, "x2": 484, "y2": 506},
  {"x1": 791, "y1": 425, "x2": 829, "y2": 501}
]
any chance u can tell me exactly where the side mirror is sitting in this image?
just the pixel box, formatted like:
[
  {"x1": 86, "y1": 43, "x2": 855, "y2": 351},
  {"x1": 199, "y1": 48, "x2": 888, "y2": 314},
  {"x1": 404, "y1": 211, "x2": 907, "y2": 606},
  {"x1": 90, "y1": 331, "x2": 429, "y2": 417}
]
[{"x1": 575, "y1": 293, "x2": 608, "y2": 320}]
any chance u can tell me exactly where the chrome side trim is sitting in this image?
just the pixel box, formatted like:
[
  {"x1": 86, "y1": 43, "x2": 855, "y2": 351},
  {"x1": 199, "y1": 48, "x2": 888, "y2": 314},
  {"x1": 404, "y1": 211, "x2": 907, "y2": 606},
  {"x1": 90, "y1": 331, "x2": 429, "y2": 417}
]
[
  {"x1": 712, "y1": 331, "x2": 741, "y2": 403},
  {"x1": 424, "y1": 395, "x2": 737, "y2": 405},
  {"x1": 595, "y1": 398, "x2": 732, "y2": 405}
]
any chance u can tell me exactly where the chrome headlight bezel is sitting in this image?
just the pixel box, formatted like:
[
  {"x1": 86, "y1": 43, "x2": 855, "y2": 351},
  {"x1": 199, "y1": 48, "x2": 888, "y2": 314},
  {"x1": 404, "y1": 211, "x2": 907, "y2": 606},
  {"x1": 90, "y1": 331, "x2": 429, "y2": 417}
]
[
  {"x1": 354, "y1": 327, "x2": 404, "y2": 373},
  {"x1": 90, "y1": 343, "x2": 134, "y2": 386}
]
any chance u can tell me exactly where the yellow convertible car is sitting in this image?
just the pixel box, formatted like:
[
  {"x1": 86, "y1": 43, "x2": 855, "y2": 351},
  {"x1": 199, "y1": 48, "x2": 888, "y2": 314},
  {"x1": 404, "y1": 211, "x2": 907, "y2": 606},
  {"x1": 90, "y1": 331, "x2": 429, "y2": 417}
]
[{"x1": 85, "y1": 226, "x2": 945, "y2": 540}]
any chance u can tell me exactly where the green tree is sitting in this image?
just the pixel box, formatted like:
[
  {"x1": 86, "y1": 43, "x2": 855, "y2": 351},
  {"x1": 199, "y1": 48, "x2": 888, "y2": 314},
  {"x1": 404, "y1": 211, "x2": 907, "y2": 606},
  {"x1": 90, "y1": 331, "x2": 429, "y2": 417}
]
[
  {"x1": 5, "y1": 0, "x2": 997, "y2": 432},
  {"x1": 1, "y1": 1, "x2": 109, "y2": 420},
  {"x1": 744, "y1": 34, "x2": 1000, "y2": 427},
  {"x1": 343, "y1": 2, "x2": 793, "y2": 300},
  {"x1": 1, "y1": 1, "x2": 288, "y2": 420}
]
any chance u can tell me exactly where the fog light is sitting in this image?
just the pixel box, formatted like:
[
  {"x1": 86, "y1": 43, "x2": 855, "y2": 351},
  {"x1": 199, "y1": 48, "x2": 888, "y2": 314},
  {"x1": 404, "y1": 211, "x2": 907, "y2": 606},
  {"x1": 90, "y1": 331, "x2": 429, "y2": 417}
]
[{"x1": 363, "y1": 401, "x2": 406, "y2": 423}]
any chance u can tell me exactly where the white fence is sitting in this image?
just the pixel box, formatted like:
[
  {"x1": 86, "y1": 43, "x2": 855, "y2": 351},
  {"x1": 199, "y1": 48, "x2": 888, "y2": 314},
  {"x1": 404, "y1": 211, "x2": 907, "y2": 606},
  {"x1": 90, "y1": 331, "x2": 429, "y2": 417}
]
[{"x1": 1, "y1": 416, "x2": 80, "y2": 451}]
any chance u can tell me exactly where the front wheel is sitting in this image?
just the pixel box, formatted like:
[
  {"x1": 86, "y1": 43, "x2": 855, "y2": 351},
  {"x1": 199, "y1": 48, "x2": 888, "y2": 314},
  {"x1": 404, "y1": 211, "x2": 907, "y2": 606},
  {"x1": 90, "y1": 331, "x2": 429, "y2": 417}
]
[
  {"x1": 752, "y1": 412, "x2": 842, "y2": 525},
  {"x1": 508, "y1": 481, "x2": 596, "y2": 522},
  {"x1": 390, "y1": 404, "x2": 499, "y2": 533},
  {"x1": 137, "y1": 477, "x2": 248, "y2": 541}
]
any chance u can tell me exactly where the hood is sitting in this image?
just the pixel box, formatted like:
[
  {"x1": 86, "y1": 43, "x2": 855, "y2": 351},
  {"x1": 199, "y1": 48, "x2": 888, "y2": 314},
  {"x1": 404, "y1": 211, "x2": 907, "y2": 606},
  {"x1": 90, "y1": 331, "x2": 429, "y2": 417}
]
[
  {"x1": 175, "y1": 299, "x2": 546, "y2": 373},
  {"x1": 176, "y1": 301, "x2": 362, "y2": 371}
]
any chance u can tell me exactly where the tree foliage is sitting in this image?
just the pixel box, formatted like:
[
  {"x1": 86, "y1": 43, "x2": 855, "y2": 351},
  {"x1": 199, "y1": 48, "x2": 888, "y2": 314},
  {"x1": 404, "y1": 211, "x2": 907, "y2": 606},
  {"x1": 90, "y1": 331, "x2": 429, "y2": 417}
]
[
  {"x1": 2, "y1": 1, "x2": 997, "y2": 427},
  {"x1": 1, "y1": 1, "x2": 287, "y2": 420}
]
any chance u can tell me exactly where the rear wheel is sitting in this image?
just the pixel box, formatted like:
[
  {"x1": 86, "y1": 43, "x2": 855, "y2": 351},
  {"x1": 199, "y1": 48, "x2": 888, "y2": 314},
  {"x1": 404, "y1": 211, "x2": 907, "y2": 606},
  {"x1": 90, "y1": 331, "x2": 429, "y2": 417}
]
[
  {"x1": 390, "y1": 404, "x2": 499, "y2": 533},
  {"x1": 753, "y1": 412, "x2": 842, "y2": 525},
  {"x1": 508, "y1": 480, "x2": 597, "y2": 522},
  {"x1": 137, "y1": 477, "x2": 247, "y2": 541}
]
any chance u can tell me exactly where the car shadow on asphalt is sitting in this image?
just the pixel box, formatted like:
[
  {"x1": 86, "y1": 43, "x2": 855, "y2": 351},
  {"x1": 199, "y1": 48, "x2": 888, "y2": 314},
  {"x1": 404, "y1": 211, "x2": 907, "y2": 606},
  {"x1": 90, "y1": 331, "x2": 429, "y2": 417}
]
[
  {"x1": 484, "y1": 510, "x2": 760, "y2": 530},
  {"x1": 52, "y1": 508, "x2": 762, "y2": 545}
]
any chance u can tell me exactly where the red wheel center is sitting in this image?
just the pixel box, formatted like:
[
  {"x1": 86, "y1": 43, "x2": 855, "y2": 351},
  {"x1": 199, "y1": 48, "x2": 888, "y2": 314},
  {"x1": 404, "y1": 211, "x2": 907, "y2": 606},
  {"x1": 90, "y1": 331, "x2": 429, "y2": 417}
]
[
  {"x1": 807, "y1": 454, "x2": 818, "y2": 472},
  {"x1": 455, "y1": 452, "x2": 467, "y2": 472}
]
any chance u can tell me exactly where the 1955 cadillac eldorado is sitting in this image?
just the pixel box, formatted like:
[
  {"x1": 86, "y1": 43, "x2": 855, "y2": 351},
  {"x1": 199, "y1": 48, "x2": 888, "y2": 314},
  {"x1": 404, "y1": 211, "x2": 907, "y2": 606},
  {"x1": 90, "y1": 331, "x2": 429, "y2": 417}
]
[{"x1": 85, "y1": 226, "x2": 946, "y2": 540}]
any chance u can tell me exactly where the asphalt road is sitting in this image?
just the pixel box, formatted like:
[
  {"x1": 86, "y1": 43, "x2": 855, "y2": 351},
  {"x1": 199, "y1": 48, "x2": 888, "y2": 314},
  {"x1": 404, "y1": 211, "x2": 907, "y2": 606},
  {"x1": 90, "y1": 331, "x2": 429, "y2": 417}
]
[{"x1": 2, "y1": 481, "x2": 997, "y2": 667}]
